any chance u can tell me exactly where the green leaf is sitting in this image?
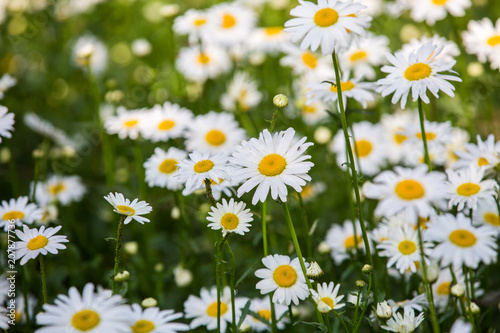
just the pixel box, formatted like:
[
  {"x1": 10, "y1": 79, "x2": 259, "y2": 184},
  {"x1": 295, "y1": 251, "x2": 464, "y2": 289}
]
[{"x1": 237, "y1": 300, "x2": 252, "y2": 328}]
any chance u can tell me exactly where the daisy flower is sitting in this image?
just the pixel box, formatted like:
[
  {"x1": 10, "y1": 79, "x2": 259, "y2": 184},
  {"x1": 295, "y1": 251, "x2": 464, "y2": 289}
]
[
  {"x1": 125, "y1": 303, "x2": 189, "y2": 333},
  {"x1": 453, "y1": 134, "x2": 500, "y2": 171},
  {"x1": 462, "y1": 18, "x2": 500, "y2": 70},
  {"x1": 72, "y1": 35, "x2": 108, "y2": 75},
  {"x1": 432, "y1": 268, "x2": 464, "y2": 310},
  {"x1": 231, "y1": 127, "x2": 314, "y2": 205},
  {"x1": 206, "y1": 198, "x2": 253, "y2": 237},
  {"x1": 182, "y1": 173, "x2": 238, "y2": 200},
  {"x1": 175, "y1": 45, "x2": 232, "y2": 83},
  {"x1": 220, "y1": 72, "x2": 263, "y2": 112},
  {"x1": 185, "y1": 111, "x2": 246, "y2": 155},
  {"x1": 280, "y1": 44, "x2": 334, "y2": 79},
  {"x1": 444, "y1": 128, "x2": 470, "y2": 169},
  {"x1": 245, "y1": 297, "x2": 288, "y2": 332},
  {"x1": 284, "y1": 0, "x2": 368, "y2": 55},
  {"x1": 473, "y1": 200, "x2": 500, "y2": 233},
  {"x1": 248, "y1": 26, "x2": 290, "y2": 54},
  {"x1": 205, "y1": 3, "x2": 257, "y2": 46},
  {"x1": 363, "y1": 165, "x2": 447, "y2": 220},
  {"x1": 0, "y1": 74, "x2": 17, "y2": 99},
  {"x1": 387, "y1": 294, "x2": 428, "y2": 313},
  {"x1": 103, "y1": 192, "x2": 152, "y2": 224},
  {"x1": 0, "y1": 196, "x2": 43, "y2": 231},
  {"x1": 173, "y1": 9, "x2": 210, "y2": 43},
  {"x1": 34, "y1": 175, "x2": 86, "y2": 206},
  {"x1": 15, "y1": 225, "x2": 68, "y2": 265},
  {"x1": 425, "y1": 213, "x2": 498, "y2": 269},
  {"x1": 184, "y1": 286, "x2": 246, "y2": 331},
  {"x1": 104, "y1": 107, "x2": 145, "y2": 140},
  {"x1": 296, "y1": 99, "x2": 329, "y2": 126},
  {"x1": 380, "y1": 110, "x2": 416, "y2": 164},
  {"x1": 409, "y1": 0, "x2": 471, "y2": 25},
  {"x1": 0, "y1": 105, "x2": 14, "y2": 142},
  {"x1": 310, "y1": 282, "x2": 345, "y2": 312},
  {"x1": 144, "y1": 147, "x2": 187, "y2": 190},
  {"x1": 377, "y1": 225, "x2": 431, "y2": 274},
  {"x1": 255, "y1": 254, "x2": 310, "y2": 306},
  {"x1": 377, "y1": 42, "x2": 461, "y2": 109},
  {"x1": 399, "y1": 119, "x2": 453, "y2": 150},
  {"x1": 325, "y1": 220, "x2": 364, "y2": 265},
  {"x1": 381, "y1": 308, "x2": 425, "y2": 333},
  {"x1": 401, "y1": 35, "x2": 460, "y2": 63},
  {"x1": 139, "y1": 102, "x2": 193, "y2": 143},
  {"x1": 175, "y1": 151, "x2": 230, "y2": 193},
  {"x1": 35, "y1": 283, "x2": 130, "y2": 333},
  {"x1": 450, "y1": 319, "x2": 472, "y2": 333},
  {"x1": 445, "y1": 166, "x2": 498, "y2": 211}
]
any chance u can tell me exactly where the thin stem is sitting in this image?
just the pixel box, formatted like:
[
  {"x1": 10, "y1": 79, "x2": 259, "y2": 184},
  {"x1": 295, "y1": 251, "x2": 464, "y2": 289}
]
[
  {"x1": 297, "y1": 192, "x2": 312, "y2": 258},
  {"x1": 269, "y1": 107, "x2": 283, "y2": 132},
  {"x1": 288, "y1": 304, "x2": 295, "y2": 332},
  {"x1": 204, "y1": 179, "x2": 217, "y2": 207},
  {"x1": 39, "y1": 256, "x2": 47, "y2": 304},
  {"x1": 353, "y1": 275, "x2": 372, "y2": 333},
  {"x1": 463, "y1": 264, "x2": 476, "y2": 333},
  {"x1": 331, "y1": 51, "x2": 377, "y2": 303},
  {"x1": 353, "y1": 286, "x2": 362, "y2": 326},
  {"x1": 226, "y1": 240, "x2": 237, "y2": 333},
  {"x1": 216, "y1": 235, "x2": 229, "y2": 333},
  {"x1": 334, "y1": 311, "x2": 350, "y2": 333},
  {"x1": 262, "y1": 200, "x2": 268, "y2": 256},
  {"x1": 22, "y1": 266, "x2": 32, "y2": 332},
  {"x1": 324, "y1": 314, "x2": 333, "y2": 333},
  {"x1": 417, "y1": 98, "x2": 432, "y2": 171},
  {"x1": 269, "y1": 296, "x2": 278, "y2": 333},
  {"x1": 132, "y1": 140, "x2": 147, "y2": 200},
  {"x1": 112, "y1": 215, "x2": 126, "y2": 294}
]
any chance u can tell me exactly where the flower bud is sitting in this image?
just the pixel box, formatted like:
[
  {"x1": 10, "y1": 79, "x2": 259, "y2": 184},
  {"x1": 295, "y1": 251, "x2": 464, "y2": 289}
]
[
  {"x1": 376, "y1": 301, "x2": 393, "y2": 319},
  {"x1": 141, "y1": 297, "x2": 157, "y2": 308},
  {"x1": 171, "y1": 207, "x2": 181, "y2": 220},
  {"x1": 273, "y1": 94, "x2": 288, "y2": 108},
  {"x1": 421, "y1": 261, "x2": 439, "y2": 283},
  {"x1": 362, "y1": 264, "x2": 373, "y2": 275},
  {"x1": 450, "y1": 284, "x2": 465, "y2": 297},
  {"x1": 124, "y1": 241, "x2": 138, "y2": 255},
  {"x1": 239, "y1": 323, "x2": 251, "y2": 332},
  {"x1": 114, "y1": 270, "x2": 130, "y2": 282},
  {"x1": 174, "y1": 265, "x2": 193, "y2": 287},
  {"x1": 467, "y1": 302, "x2": 480, "y2": 315},
  {"x1": 306, "y1": 261, "x2": 323, "y2": 280},
  {"x1": 318, "y1": 241, "x2": 331, "y2": 255}
]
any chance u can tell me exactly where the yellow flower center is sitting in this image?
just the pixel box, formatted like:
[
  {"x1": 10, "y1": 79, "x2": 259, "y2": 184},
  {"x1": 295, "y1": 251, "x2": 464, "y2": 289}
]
[
  {"x1": 273, "y1": 265, "x2": 297, "y2": 288},
  {"x1": 314, "y1": 8, "x2": 339, "y2": 27},
  {"x1": 3, "y1": 211, "x2": 25, "y2": 220},
  {"x1": 436, "y1": 281, "x2": 451, "y2": 295},
  {"x1": 415, "y1": 132, "x2": 436, "y2": 141},
  {"x1": 124, "y1": 119, "x2": 138, "y2": 128},
  {"x1": 27, "y1": 235, "x2": 49, "y2": 250},
  {"x1": 394, "y1": 133, "x2": 408, "y2": 144},
  {"x1": 398, "y1": 240, "x2": 417, "y2": 255},
  {"x1": 198, "y1": 53, "x2": 211, "y2": 64},
  {"x1": 257, "y1": 309, "x2": 271, "y2": 321},
  {"x1": 264, "y1": 27, "x2": 283, "y2": 36},
  {"x1": 158, "y1": 159, "x2": 178, "y2": 174},
  {"x1": 395, "y1": 179, "x2": 425, "y2": 200},
  {"x1": 477, "y1": 157, "x2": 489, "y2": 166},
  {"x1": 355, "y1": 140, "x2": 373, "y2": 158},
  {"x1": 432, "y1": 0, "x2": 448, "y2": 5},
  {"x1": 404, "y1": 63, "x2": 432, "y2": 81},
  {"x1": 158, "y1": 120, "x2": 175, "y2": 131},
  {"x1": 49, "y1": 183, "x2": 65, "y2": 195},
  {"x1": 344, "y1": 235, "x2": 362, "y2": 249},
  {"x1": 417, "y1": 216, "x2": 429, "y2": 230},
  {"x1": 221, "y1": 213, "x2": 239, "y2": 231},
  {"x1": 349, "y1": 51, "x2": 367, "y2": 63},
  {"x1": 206, "y1": 302, "x2": 228, "y2": 317},
  {"x1": 449, "y1": 229, "x2": 477, "y2": 247},
  {"x1": 456, "y1": 183, "x2": 481, "y2": 196},
  {"x1": 131, "y1": 320, "x2": 155, "y2": 333},
  {"x1": 117, "y1": 205, "x2": 135, "y2": 215},
  {"x1": 205, "y1": 130, "x2": 226, "y2": 146},
  {"x1": 330, "y1": 81, "x2": 355, "y2": 93},
  {"x1": 302, "y1": 105, "x2": 316, "y2": 114},
  {"x1": 193, "y1": 160, "x2": 214, "y2": 173},
  {"x1": 222, "y1": 13, "x2": 236, "y2": 29},
  {"x1": 71, "y1": 309, "x2": 100, "y2": 331},
  {"x1": 301, "y1": 52, "x2": 318, "y2": 69},
  {"x1": 194, "y1": 18, "x2": 207, "y2": 26},
  {"x1": 258, "y1": 154, "x2": 286, "y2": 176},
  {"x1": 484, "y1": 212, "x2": 500, "y2": 226},
  {"x1": 320, "y1": 297, "x2": 334, "y2": 309},
  {"x1": 487, "y1": 35, "x2": 500, "y2": 46}
]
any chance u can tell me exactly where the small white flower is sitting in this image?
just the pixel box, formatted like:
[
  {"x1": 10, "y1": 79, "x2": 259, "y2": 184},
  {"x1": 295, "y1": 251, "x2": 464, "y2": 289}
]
[
  {"x1": 125, "y1": 303, "x2": 189, "y2": 333},
  {"x1": 310, "y1": 282, "x2": 345, "y2": 312},
  {"x1": 0, "y1": 106, "x2": 14, "y2": 142},
  {"x1": 207, "y1": 198, "x2": 253, "y2": 237},
  {"x1": 104, "y1": 107, "x2": 146, "y2": 140},
  {"x1": 143, "y1": 147, "x2": 187, "y2": 190},
  {"x1": 103, "y1": 192, "x2": 152, "y2": 224},
  {"x1": 0, "y1": 74, "x2": 17, "y2": 99},
  {"x1": 0, "y1": 196, "x2": 43, "y2": 231},
  {"x1": 381, "y1": 308, "x2": 425, "y2": 333},
  {"x1": 15, "y1": 225, "x2": 68, "y2": 265}
]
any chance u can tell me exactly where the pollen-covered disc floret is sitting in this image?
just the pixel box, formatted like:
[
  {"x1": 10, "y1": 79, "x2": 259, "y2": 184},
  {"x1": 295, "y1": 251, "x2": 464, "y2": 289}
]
[
  {"x1": 207, "y1": 198, "x2": 253, "y2": 237},
  {"x1": 310, "y1": 282, "x2": 345, "y2": 312},
  {"x1": 377, "y1": 42, "x2": 461, "y2": 109},
  {"x1": 255, "y1": 254, "x2": 309, "y2": 306},
  {"x1": 125, "y1": 303, "x2": 189, "y2": 333},
  {"x1": 36, "y1": 283, "x2": 130, "y2": 333},
  {"x1": 231, "y1": 127, "x2": 314, "y2": 205},
  {"x1": 425, "y1": 213, "x2": 498, "y2": 269},
  {"x1": 103, "y1": 192, "x2": 152, "y2": 224},
  {"x1": 14, "y1": 225, "x2": 68, "y2": 265},
  {"x1": 0, "y1": 196, "x2": 43, "y2": 231}
]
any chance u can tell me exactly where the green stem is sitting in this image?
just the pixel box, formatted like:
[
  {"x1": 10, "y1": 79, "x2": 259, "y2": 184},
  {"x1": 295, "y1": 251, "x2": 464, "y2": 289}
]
[
  {"x1": 297, "y1": 192, "x2": 312, "y2": 258},
  {"x1": 269, "y1": 296, "x2": 278, "y2": 333},
  {"x1": 463, "y1": 264, "x2": 476, "y2": 333},
  {"x1": 269, "y1": 107, "x2": 282, "y2": 132},
  {"x1": 334, "y1": 311, "x2": 350, "y2": 333},
  {"x1": 353, "y1": 275, "x2": 372, "y2": 333},
  {"x1": 112, "y1": 215, "x2": 126, "y2": 294},
  {"x1": 331, "y1": 51, "x2": 377, "y2": 303},
  {"x1": 288, "y1": 304, "x2": 295, "y2": 332},
  {"x1": 39, "y1": 256, "x2": 47, "y2": 304},
  {"x1": 216, "y1": 235, "x2": 229, "y2": 333},
  {"x1": 226, "y1": 240, "x2": 237, "y2": 333},
  {"x1": 22, "y1": 266, "x2": 32, "y2": 332},
  {"x1": 417, "y1": 98, "x2": 432, "y2": 171},
  {"x1": 324, "y1": 314, "x2": 333, "y2": 333},
  {"x1": 262, "y1": 200, "x2": 268, "y2": 257},
  {"x1": 132, "y1": 140, "x2": 147, "y2": 200},
  {"x1": 353, "y1": 286, "x2": 362, "y2": 326},
  {"x1": 204, "y1": 179, "x2": 217, "y2": 207}
]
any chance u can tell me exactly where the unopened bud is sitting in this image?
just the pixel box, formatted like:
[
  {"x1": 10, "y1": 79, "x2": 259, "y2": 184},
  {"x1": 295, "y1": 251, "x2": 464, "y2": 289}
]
[
  {"x1": 306, "y1": 261, "x2": 323, "y2": 280},
  {"x1": 450, "y1": 284, "x2": 465, "y2": 297},
  {"x1": 362, "y1": 264, "x2": 373, "y2": 275},
  {"x1": 174, "y1": 265, "x2": 193, "y2": 287},
  {"x1": 171, "y1": 206, "x2": 181, "y2": 220},
  {"x1": 124, "y1": 241, "x2": 138, "y2": 255},
  {"x1": 422, "y1": 261, "x2": 439, "y2": 283},
  {"x1": 239, "y1": 323, "x2": 251, "y2": 332},
  {"x1": 273, "y1": 94, "x2": 288, "y2": 108},
  {"x1": 467, "y1": 302, "x2": 480, "y2": 315},
  {"x1": 318, "y1": 241, "x2": 331, "y2": 255},
  {"x1": 376, "y1": 301, "x2": 393, "y2": 319},
  {"x1": 114, "y1": 270, "x2": 130, "y2": 282},
  {"x1": 141, "y1": 297, "x2": 157, "y2": 308},
  {"x1": 356, "y1": 280, "x2": 366, "y2": 288}
]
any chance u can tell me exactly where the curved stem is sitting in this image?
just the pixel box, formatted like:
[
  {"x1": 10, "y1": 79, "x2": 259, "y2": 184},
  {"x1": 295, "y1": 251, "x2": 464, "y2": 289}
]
[
  {"x1": 334, "y1": 311, "x2": 350, "y2": 333},
  {"x1": 297, "y1": 192, "x2": 312, "y2": 258},
  {"x1": 39, "y1": 256, "x2": 47, "y2": 304},
  {"x1": 204, "y1": 179, "x2": 217, "y2": 207},
  {"x1": 418, "y1": 98, "x2": 432, "y2": 171},
  {"x1": 112, "y1": 215, "x2": 126, "y2": 294},
  {"x1": 353, "y1": 275, "x2": 372, "y2": 333}
]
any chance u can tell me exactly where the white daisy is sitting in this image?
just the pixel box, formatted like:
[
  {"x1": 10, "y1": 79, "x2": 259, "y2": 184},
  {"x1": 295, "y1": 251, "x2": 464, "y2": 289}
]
[
  {"x1": 402, "y1": 143, "x2": 448, "y2": 168},
  {"x1": 206, "y1": 198, "x2": 253, "y2": 237},
  {"x1": 387, "y1": 294, "x2": 428, "y2": 313},
  {"x1": 72, "y1": 35, "x2": 108, "y2": 75},
  {"x1": 231, "y1": 127, "x2": 314, "y2": 205},
  {"x1": 363, "y1": 165, "x2": 447, "y2": 220},
  {"x1": 409, "y1": 0, "x2": 471, "y2": 25},
  {"x1": 444, "y1": 128, "x2": 469, "y2": 169},
  {"x1": 0, "y1": 74, "x2": 17, "y2": 99},
  {"x1": 462, "y1": 18, "x2": 500, "y2": 70},
  {"x1": 245, "y1": 297, "x2": 288, "y2": 332},
  {"x1": 185, "y1": 111, "x2": 246, "y2": 155},
  {"x1": 280, "y1": 44, "x2": 334, "y2": 80},
  {"x1": 399, "y1": 119, "x2": 453, "y2": 150},
  {"x1": 175, "y1": 45, "x2": 232, "y2": 83},
  {"x1": 144, "y1": 147, "x2": 187, "y2": 190},
  {"x1": 173, "y1": 8, "x2": 210, "y2": 44},
  {"x1": 432, "y1": 268, "x2": 464, "y2": 310},
  {"x1": 377, "y1": 225, "x2": 431, "y2": 274},
  {"x1": 445, "y1": 166, "x2": 498, "y2": 211},
  {"x1": 255, "y1": 254, "x2": 310, "y2": 306},
  {"x1": 401, "y1": 35, "x2": 460, "y2": 63},
  {"x1": 0, "y1": 196, "x2": 43, "y2": 231},
  {"x1": 296, "y1": 99, "x2": 329, "y2": 126},
  {"x1": 182, "y1": 174, "x2": 238, "y2": 201},
  {"x1": 0, "y1": 105, "x2": 14, "y2": 142},
  {"x1": 298, "y1": 181, "x2": 327, "y2": 202},
  {"x1": 381, "y1": 308, "x2": 425, "y2": 333},
  {"x1": 125, "y1": 303, "x2": 189, "y2": 333},
  {"x1": 450, "y1": 319, "x2": 472, "y2": 333},
  {"x1": 377, "y1": 42, "x2": 461, "y2": 109},
  {"x1": 103, "y1": 192, "x2": 152, "y2": 224},
  {"x1": 310, "y1": 282, "x2": 345, "y2": 312},
  {"x1": 220, "y1": 72, "x2": 263, "y2": 112},
  {"x1": 15, "y1": 225, "x2": 68, "y2": 265},
  {"x1": 325, "y1": 220, "x2": 364, "y2": 265},
  {"x1": 380, "y1": 110, "x2": 416, "y2": 165},
  {"x1": 284, "y1": 0, "x2": 368, "y2": 55},
  {"x1": 247, "y1": 26, "x2": 290, "y2": 54},
  {"x1": 35, "y1": 283, "x2": 130, "y2": 333},
  {"x1": 453, "y1": 134, "x2": 500, "y2": 171},
  {"x1": 205, "y1": 3, "x2": 257, "y2": 46},
  {"x1": 425, "y1": 213, "x2": 498, "y2": 269},
  {"x1": 13, "y1": 294, "x2": 37, "y2": 324},
  {"x1": 473, "y1": 200, "x2": 500, "y2": 233},
  {"x1": 104, "y1": 107, "x2": 146, "y2": 140},
  {"x1": 175, "y1": 151, "x2": 230, "y2": 193},
  {"x1": 34, "y1": 174, "x2": 86, "y2": 206},
  {"x1": 139, "y1": 102, "x2": 193, "y2": 143}
]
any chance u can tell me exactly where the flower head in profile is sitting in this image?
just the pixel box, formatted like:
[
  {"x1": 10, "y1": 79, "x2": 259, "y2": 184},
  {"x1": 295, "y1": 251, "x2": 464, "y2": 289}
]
[
  {"x1": 0, "y1": 106, "x2": 14, "y2": 143},
  {"x1": 125, "y1": 303, "x2": 189, "y2": 333},
  {"x1": 381, "y1": 308, "x2": 425, "y2": 333},
  {"x1": 377, "y1": 42, "x2": 461, "y2": 109},
  {"x1": 207, "y1": 198, "x2": 253, "y2": 237},
  {"x1": 231, "y1": 128, "x2": 314, "y2": 205},
  {"x1": 15, "y1": 225, "x2": 68, "y2": 265},
  {"x1": 285, "y1": 0, "x2": 368, "y2": 55},
  {"x1": 0, "y1": 196, "x2": 43, "y2": 231},
  {"x1": 104, "y1": 192, "x2": 152, "y2": 224},
  {"x1": 310, "y1": 282, "x2": 345, "y2": 312}
]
